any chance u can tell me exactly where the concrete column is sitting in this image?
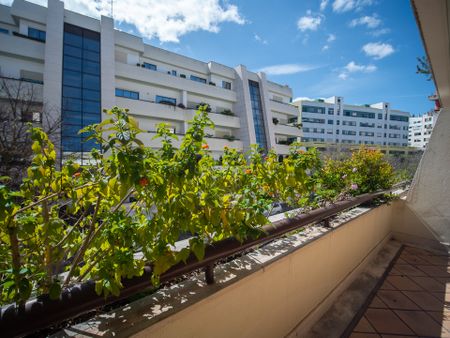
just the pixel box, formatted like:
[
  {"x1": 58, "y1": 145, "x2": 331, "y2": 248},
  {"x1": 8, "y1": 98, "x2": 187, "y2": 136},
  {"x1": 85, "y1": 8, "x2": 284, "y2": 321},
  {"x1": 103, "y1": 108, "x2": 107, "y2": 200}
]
[
  {"x1": 257, "y1": 72, "x2": 276, "y2": 149},
  {"x1": 100, "y1": 15, "x2": 115, "y2": 113},
  {"x1": 407, "y1": 108, "x2": 450, "y2": 249},
  {"x1": 234, "y1": 65, "x2": 256, "y2": 153},
  {"x1": 182, "y1": 90, "x2": 187, "y2": 107},
  {"x1": 43, "y1": 0, "x2": 64, "y2": 160}
]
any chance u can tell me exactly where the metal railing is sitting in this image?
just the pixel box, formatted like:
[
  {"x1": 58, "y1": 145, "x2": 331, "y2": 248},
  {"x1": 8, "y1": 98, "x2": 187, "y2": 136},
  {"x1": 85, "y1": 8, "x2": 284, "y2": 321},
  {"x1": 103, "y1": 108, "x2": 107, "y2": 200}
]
[{"x1": 0, "y1": 184, "x2": 407, "y2": 337}]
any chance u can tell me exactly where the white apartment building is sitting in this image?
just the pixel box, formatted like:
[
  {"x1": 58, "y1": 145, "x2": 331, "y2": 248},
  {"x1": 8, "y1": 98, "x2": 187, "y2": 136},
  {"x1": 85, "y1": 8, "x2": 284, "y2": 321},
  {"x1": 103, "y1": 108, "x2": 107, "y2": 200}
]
[
  {"x1": 408, "y1": 111, "x2": 438, "y2": 148},
  {"x1": 293, "y1": 96, "x2": 410, "y2": 147},
  {"x1": 0, "y1": 0, "x2": 301, "y2": 161}
]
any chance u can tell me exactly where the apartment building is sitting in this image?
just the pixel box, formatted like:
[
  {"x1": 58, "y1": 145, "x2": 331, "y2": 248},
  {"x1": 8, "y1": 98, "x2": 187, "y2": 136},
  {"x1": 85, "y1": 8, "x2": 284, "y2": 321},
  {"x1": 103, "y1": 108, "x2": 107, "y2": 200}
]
[
  {"x1": 408, "y1": 111, "x2": 438, "y2": 148},
  {"x1": 293, "y1": 96, "x2": 410, "y2": 147},
  {"x1": 0, "y1": 0, "x2": 300, "y2": 162}
]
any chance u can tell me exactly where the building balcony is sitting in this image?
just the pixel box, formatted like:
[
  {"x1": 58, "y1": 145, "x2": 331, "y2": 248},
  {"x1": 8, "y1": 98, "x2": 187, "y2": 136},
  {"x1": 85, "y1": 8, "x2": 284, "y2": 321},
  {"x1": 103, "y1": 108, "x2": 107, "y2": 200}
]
[
  {"x1": 139, "y1": 131, "x2": 243, "y2": 152},
  {"x1": 115, "y1": 62, "x2": 237, "y2": 103},
  {"x1": 273, "y1": 123, "x2": 302, "y2": 137},
  {"x1": 0, "y1": 31, "x2": 45, "y2": 61},
  {"x1": 0, "y1": 76, "x2": 43, "y2": 102},
  {"x1": 269, "y1": 99, "x2": 299, "y2": 116},
  {"x1": 115, "y1": 97, "x2": 240, "y2": 129}
]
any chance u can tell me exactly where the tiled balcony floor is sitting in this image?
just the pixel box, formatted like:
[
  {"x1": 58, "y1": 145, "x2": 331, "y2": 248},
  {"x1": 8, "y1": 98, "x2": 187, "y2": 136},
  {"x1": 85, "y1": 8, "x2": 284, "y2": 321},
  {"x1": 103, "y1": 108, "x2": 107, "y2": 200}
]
[{"x1": 350, "y1": 246, "x2": 450, "y2": 337}]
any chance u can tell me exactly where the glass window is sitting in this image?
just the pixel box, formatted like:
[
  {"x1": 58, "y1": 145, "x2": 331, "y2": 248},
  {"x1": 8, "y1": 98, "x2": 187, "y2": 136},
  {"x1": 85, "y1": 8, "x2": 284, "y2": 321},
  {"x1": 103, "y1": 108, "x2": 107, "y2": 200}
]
[
  {"x1": 62, "y1": 124, "x2": 83, "y2": 138},
  {"x1": 83, "y1": 113, "x2": 101, "y2": 126},
  {"x1": 62, "y1": 137, "x2": 83, "y2": 152},
  {"x1": 143, "y1": 63, "x2": 157, "y2": 71},
  {"x1": 156, "y1": 95, "x2": 176, "y2": 105},
  {"x1": 0, "y1": 28, "x2": 9, "y2": 35},
  {"x1": 83, "y1": 100, "x2": 101, "y2": 114},
  {"x1": 83, "y1": 59, "x2": 100, "y2": 75},
  {"x1": 28, "y1": 27, "x2": 46, "y2": 41},
  {"x1": 222, "y1": 81, "x2": 232, "y2": 90},
  {"x1": 64, "y1": 32, "x2": 82, "y2": 47},
  {"x1": 83, "y1": 89, "x2": 100, "y2": 101},
  {"x1": 62, "y1": 111, "x2": 82, "y2": 125},
  {"x1": 63, "y1": 97, "x2": 82, "y2": 112},
  {"x1": 328, "y1": 108, "x2": 334, "y2": 115},
  {"x1": 63, "y1": 86, "x2": 82, "y2": 98},
  {"x1": 248, "y1": 80, "x2": 267, "y2": 150},
  {"x1": 190, "y1": 75, "x2": 207, "y2": 84},
  {"x1": 83, "y1": 74, "x2": 100, "y2": 90},
  {"x1": 64, "y1": 45, "x2": 82, "y2": 58},
  {"x1": 83, "y1": 50, "x2": 100, "y2": 62},
  {"x1": 115, "y1": 88, "x2": 139, "y2": 100},
  {"x1": 328, "y1": 120, "x2": 333, "y2": 124},
  {"x1": 171, "y1": 70, "x2": 177, "y2": 76},
  {"x1": 63, "y1": 55, "x2": 82, "y2": 72},
  {"x1": 83, "y1": 37, "x2": 100, "y2": 52},
  {"x1": 63, "y1": 70, "x2": 82, "y2": 87}
]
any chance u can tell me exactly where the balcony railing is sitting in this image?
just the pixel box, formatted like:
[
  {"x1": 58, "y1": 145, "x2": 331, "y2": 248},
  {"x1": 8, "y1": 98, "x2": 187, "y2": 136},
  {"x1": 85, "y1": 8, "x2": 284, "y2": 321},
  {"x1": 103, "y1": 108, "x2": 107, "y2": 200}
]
[{"x1": 0, "y1": 183, "x2": 407, "y2": 337}]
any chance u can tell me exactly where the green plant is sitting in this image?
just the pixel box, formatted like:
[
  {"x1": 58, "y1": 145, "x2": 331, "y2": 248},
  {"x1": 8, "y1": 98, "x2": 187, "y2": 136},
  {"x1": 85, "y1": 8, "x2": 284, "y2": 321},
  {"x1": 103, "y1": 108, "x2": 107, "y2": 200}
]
[
  {"x1": 0, "y1": 108, "x2": 396, "y2": 306},
  {"x1": 221, "y1": 109, "x2": 234, "y2": 116}
]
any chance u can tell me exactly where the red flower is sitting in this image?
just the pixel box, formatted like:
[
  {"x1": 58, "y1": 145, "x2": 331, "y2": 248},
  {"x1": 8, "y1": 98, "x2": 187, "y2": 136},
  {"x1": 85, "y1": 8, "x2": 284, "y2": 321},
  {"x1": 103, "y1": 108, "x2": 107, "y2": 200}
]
[
  {"x1": 139, "y1": 177, "x2": 149, "y2": 187},
  {"x1": 245, "y1": 169, "x2": 252, "y2": 175},
  {"x1": 202, "y1": 144, "x2": 209, "y2": 150}
]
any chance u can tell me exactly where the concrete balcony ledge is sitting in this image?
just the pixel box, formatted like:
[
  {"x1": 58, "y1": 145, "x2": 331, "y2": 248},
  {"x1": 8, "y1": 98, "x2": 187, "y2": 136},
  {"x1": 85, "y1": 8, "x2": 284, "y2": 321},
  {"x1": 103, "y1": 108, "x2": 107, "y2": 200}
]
[
  {"x1": 274, "y1": 123, "x2": 302, "y2": 137},
  {"x1": 269, "y1": 99, "x2": 299, "y2": 116},
  {"x1": 54, "y1": 196, "x2": 403, "y2": 338}
]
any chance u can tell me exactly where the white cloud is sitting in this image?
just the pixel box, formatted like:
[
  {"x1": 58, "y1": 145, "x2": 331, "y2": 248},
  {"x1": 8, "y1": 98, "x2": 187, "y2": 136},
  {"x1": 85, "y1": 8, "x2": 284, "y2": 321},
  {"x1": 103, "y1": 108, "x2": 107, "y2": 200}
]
[
  {"x1": 254, "y1": 34, "x2": 268, "y2": 45},
  {"x1": 320, "y1": 0, "x2": 329, "y2": 11},
  {"x1": 4, "y1": 0, "x2": 245, "y2": 43},
  {"x1": 258, "y1": 64, "x2": 318, "y2": 75},
  {"x1": 297, "y1": 12, "x2": 323, "y2": 31},
  {"x1": 370, "y1": 28, "x2": 390, "y2": 37},
  {"x1": 344, "y1": 61, "x2": 377, "y2": 73},
  {"x1": 332, "y1": 0, "x2": 373, "y2": 13},
  {"x1": 350, "y1": 15, "x2": 381, "y2": 28},
  {"x1": 322, "y1": 45, "x2": 330, "y2": 51},
  {"x1": 362, "y1": 42, "x2": 395, "y2": 59},
  {"x1": 327, "y1": 33, "x2": 336, "y2": 42},
  {"x1": 338, "y1": 61, "x2": 376, "y2": 80}
]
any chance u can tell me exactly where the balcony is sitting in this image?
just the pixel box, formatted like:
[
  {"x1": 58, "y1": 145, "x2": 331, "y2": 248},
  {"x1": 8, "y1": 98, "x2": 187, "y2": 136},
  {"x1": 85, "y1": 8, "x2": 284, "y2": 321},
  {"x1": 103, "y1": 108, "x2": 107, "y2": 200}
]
[
  {"x1": 115, "y1": 62, "x2": 237, "y2": 102},
  {"x1": 274, "y1": 123, "x2": 302, "y2": 137},
  {"x1": 139, "y1": 131, "x2": 243, "y2": 152},
  {"x1": 269, "y1": 99, "x2": 299, "y2": 116},
  {"x1": 115, "y1": 97, "x2": 240, "y2": 129},
  {"x1": 0, "y1": 31, "x2": 45, "y2": 61}
]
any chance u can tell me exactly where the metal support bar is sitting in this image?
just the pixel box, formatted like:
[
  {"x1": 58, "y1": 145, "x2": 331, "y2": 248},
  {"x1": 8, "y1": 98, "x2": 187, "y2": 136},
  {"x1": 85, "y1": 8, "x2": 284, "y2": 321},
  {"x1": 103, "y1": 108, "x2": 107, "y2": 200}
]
[{"x1": 204, "y1": 264, "x2": 215, "y2": 284}]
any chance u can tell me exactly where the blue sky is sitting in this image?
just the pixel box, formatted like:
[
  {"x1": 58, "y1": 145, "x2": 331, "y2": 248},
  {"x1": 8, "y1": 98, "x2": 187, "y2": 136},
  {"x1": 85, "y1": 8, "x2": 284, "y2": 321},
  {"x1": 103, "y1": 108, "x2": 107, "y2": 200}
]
[
  {"x1": 2, "y1": 0, "x2": 435, "y2": 116},
  {"x1": 135, "y1": 0, "x2": 435, "y2": 116}
]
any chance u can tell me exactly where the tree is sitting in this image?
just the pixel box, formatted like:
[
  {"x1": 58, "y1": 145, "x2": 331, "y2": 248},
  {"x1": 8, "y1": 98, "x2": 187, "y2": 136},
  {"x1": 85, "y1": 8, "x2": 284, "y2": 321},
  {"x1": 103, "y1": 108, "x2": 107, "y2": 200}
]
[
  {"x1": 416, "y1": 56, "x2": 432, "y2": 81},
  {"x1": 0, "y1": 75, "x2": 60, "y2": 188}
]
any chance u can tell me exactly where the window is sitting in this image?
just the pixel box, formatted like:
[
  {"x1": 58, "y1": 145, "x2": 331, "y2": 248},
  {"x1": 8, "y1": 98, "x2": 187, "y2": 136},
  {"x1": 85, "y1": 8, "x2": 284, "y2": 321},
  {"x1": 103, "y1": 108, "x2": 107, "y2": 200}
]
[
  {"x1": 143, "y1": 62, "x2": 157, "y2": 71},
  {"x1": 171, "y1": 70, "x2": 177, "y2": 76},
  {"x1": 343, "y1": 120, "x2": 356, "y2": 126},
  {"x1": 248, "y1": 80, "x2": 268, "y2": 150},
  {"x1": 303, "y1": 105, "x2": 325, "y2": 114},
  {"x1": 302, "y1": 117, "x2": 325, "y2": 124},
  {"x1": 359, "y1": 131, "x2": 374, "y2": 137},
  {"x1": 0, "y1": 28, "x2": 9, "y2": 35},
  {"x1": 222, "y1": 81, "x2": 232, "y2": 90},
  {"x1": 328, "y1": 108, "x2": 334, "y2": 115},
  {"x1": 343, "y1": 110, "x2": 375, "y2": 119},
  {"x1": 378, "y1": 113, "x2": 383, "y2": 119},
  {"x1": 115, "y1": 88, "x2": 139, "y2": 100},
  {"x1": 28, "y1": 27, "x2": 46, "y2": 42},
  {"x1": 342, "y1": 130, "x2": 356, "y2": 136},
  {"x1": 390, "y1": 115, "x2": 409, "y2": 122},
  {"x1": 360, "y1": 122, "x2": 375, "y2": 128},
  {"x1": 61, "y1": 23, "x2": 101, "y2": 156},
  {"x1": 190, "y1": 75, "x2": 207, "y2": 84},
  {"x1": 328, "y1": 120, "x2": 334, "y2": 124},
  {"x1": 156, "y1": 95, "x2": 176, "y2": 105}
]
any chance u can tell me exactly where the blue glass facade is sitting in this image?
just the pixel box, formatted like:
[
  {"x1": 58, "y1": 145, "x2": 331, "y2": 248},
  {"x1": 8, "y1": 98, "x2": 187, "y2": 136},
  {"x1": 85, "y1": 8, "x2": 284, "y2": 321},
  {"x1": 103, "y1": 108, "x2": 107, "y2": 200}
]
[
  {"x1": 61, "y1": 23, "x2": 101, "y2": 153},
  {"x1": 248, "y1": 80, "x2": 267, "y2": 150}
]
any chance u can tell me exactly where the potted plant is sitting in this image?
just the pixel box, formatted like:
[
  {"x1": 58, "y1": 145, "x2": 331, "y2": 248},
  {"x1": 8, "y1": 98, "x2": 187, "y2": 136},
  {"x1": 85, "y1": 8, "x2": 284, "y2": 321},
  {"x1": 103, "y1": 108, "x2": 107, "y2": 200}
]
[
  {"x1": 196, "y1": 103, "x2": 211, "y2": 112},
  {"x1": 177, "y1": 103, "x2": 186, "y2": 109},
  {"x1": 221, "y1": 109, "x2": 234, "y2": 116},
  {"x1": 180, "y1": 74, "x2": 186, "y2": 78},
  {"x1": 272, "y1": 117, "x2": 279, "y2": 125}
]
